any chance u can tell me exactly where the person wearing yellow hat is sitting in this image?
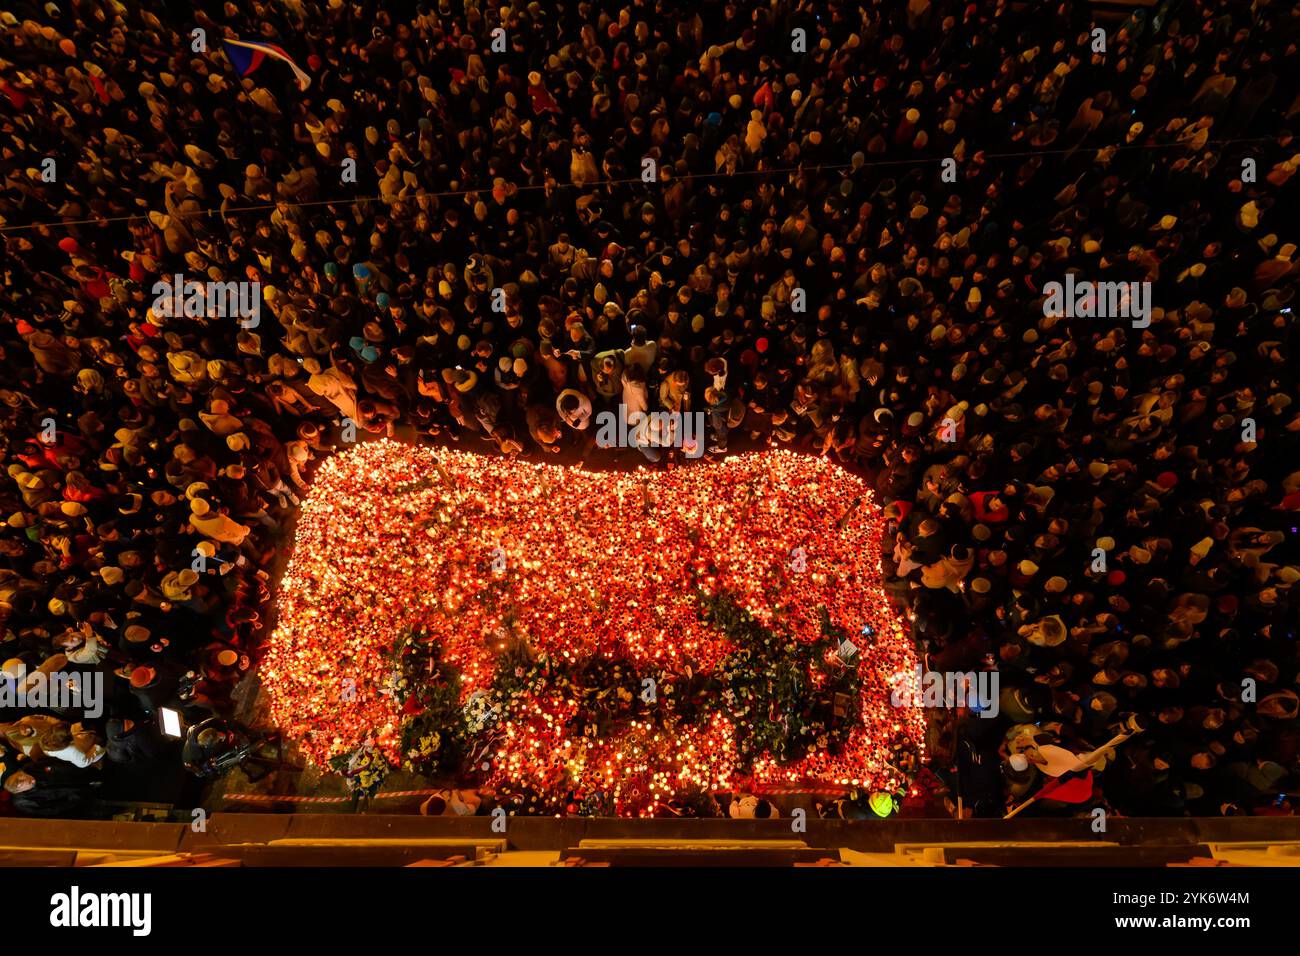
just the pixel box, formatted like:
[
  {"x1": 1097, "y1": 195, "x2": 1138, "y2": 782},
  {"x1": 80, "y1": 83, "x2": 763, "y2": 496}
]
[
  {"x1": 868, "y1": 792, "x2": 897, "y2": 818},
  {"x1": 160, "y1": 570, "x2": 199, "y2": 603}
]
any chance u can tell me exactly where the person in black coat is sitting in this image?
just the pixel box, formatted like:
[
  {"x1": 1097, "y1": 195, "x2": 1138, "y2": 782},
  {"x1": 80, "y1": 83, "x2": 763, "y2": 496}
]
[
  {"x1": 2, "y1": 757, "x2": 99, "y2": 818},
  {"x1": 104, "y1": 717, "x2": 164, "y2": 765}
]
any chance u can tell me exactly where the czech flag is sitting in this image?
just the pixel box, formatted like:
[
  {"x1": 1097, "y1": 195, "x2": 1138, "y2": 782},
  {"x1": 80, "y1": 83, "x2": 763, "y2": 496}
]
[
  {"x1": 222, "y1": 39, "x2": 311, "y2": 91},
  {"x1": 1036, "y1": 769, "x2": 1094, "y2": 804}
]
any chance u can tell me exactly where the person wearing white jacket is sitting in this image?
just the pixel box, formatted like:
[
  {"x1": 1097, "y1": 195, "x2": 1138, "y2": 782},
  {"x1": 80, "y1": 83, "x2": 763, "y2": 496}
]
[
  {"x1": 621, "y1": 364, "x2": 660, "y2": 462},
  {"x1": 0, "y1": 717, "x2": 105, "y2": 767},
  {"x1": 38, "y1": 722, "x2": 107, "y2": 768}
]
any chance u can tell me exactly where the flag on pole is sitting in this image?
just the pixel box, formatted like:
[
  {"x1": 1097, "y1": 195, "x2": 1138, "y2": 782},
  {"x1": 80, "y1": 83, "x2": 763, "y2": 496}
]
[
  {"x1": 1004, "y1": 728, "x2": 1143, "y2": 818},
  {"x1": 1035, "y1": 769, "x2": 1094, "y2": 804},
  {"x1": 221, "y1": 39, "x2": 311, "y2": 91}
]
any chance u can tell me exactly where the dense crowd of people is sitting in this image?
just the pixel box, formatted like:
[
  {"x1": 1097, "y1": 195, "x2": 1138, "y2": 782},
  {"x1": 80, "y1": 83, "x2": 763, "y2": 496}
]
[{"x1": 1, "y1": 0, "x2": 1297, "y2": 818}]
